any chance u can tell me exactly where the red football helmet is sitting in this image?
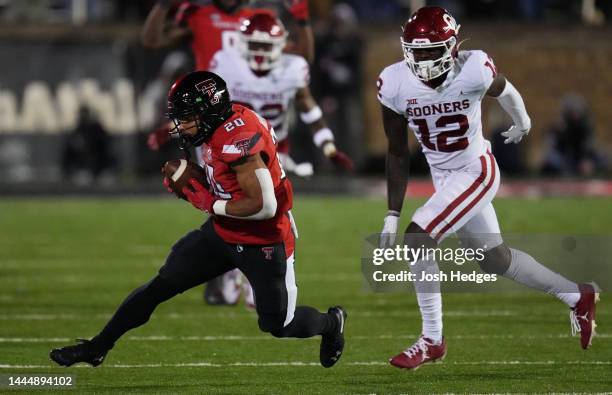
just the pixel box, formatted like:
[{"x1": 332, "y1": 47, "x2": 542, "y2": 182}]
[
  {"x1": 239, "y1": 13, "x2": 287, "y2": 72},
  {"x1": 401, "y1": 7, "x2": 461, "y2": 81}
]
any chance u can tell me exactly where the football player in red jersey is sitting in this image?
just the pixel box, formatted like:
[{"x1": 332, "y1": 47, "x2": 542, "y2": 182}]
[
  {"x1": 142, "y1": 0, "x2": 315, "y2": 305},
  {"x1": 49, "y1": 71, "x2": 347, "y2": 369},
  {"x1": 377, "y1": 7, "x2": 599, "y2": 370}
]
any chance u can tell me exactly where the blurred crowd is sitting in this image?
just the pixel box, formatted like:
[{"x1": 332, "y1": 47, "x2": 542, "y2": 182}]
[{"x1": 0, "y1": 0, "x2": 611, "y2": 24}]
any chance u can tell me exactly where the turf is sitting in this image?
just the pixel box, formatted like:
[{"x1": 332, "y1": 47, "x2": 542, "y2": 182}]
[{"x1": 0, "y1": 196, "x2": 610, "y2": 393}]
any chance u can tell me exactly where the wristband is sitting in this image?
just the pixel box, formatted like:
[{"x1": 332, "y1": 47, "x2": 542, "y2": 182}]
[
  {"x1": 322, "y1": 142, "x2": 337, "y2": 157},
  {"x1": 212, "y1": 200, "x2": 227, "y2": 216},
  {"x1": 300, "y1": 105, "x2": 322, "y2": 124},
  {"x1": 313, "y1": 127, "x2": 334, "y2": 147}
]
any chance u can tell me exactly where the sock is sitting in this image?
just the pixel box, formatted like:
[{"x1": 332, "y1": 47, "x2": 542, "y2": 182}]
[
  {"x1": 270, "y1": 306, "x2": 335, "y2": 338},
  {"x1": 92, "y1": 276, "x2": 181, "y2": 350},
  {"x1": 411, "y1": 258, "x2": 443, "y2": 343},
  {"x1": 504, "y1": 248, "x2": 580, "y2": 307}
]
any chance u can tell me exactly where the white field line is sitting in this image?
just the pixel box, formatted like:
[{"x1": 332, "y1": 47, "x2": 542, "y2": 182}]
[
  {"x1": 1, "y1": 333, "x2": 610, "y2": 343},
  {"x1": 0, "y1": 310, "x2": 520, "y2": 321},
  {"x1": 1, "y1": 361, "x2": 611, "y2": 369}
]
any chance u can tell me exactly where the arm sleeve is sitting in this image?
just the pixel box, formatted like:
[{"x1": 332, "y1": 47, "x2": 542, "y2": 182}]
[{"x1": 496, "y1": 80, "x2": 531, "y2": 130}]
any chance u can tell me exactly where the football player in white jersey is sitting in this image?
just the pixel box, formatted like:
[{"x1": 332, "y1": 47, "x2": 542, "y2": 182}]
[
  {"x1": 377, "y1": 7, "x2": 600, "y2": 370},
  {"x1": 209, "y1": 12, "x2": 354, "y2": 176}
]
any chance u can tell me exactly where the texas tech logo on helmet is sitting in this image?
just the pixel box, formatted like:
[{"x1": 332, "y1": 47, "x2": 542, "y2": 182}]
[{"x1": 196, "y1": 78, "x2": 222, "y2": 104}]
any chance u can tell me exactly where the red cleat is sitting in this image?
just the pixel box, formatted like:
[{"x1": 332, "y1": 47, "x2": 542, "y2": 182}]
[
  {"x1": 389, "y1": 336, "x2": 446, "y2": 370},
  {"x1": 570, "y1": 282, "x2": 600, "y2": 350}
]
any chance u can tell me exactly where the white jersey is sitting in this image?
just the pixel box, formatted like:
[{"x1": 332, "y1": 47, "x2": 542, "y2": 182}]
[
  {"x1": 377, "y1": 50, "x2": 497, "y2": 170},
  {"x1": 209, "y1": 48, "x2": 310, "y2": 142}
]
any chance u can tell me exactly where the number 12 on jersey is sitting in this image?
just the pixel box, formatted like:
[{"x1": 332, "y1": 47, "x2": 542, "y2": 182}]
[{"x1": 412, "y1": 114, "x2": 469, "y2": 153}]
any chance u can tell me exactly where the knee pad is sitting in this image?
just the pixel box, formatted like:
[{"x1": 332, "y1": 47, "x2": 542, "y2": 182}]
[{"x1": 479, "y1": 246, "x2": 511, "y2": 275}]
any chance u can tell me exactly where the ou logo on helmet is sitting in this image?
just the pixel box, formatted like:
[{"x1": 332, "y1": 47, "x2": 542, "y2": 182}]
[
  {"x1": 195, "y1": 79, "x2": 222, "y2": 104},
  {"x1": 442, "y1": 13, "x2": 459, "y2": 34}
]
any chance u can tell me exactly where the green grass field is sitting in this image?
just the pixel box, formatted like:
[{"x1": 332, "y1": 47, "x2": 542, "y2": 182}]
[{"x1": 0, "y1": 196, "x2": 611, "y2": 393}]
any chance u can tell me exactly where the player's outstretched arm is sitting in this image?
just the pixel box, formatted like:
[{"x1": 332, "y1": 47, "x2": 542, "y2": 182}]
[
  {"x1": 487, "y1": 74, "x2": 532, "y2": 144},
  {"x1": 283, "y1": 0, "x2": 315, "y2": 63},
  {"x1": 141, "y1": 1, "x2": 191, "y2": 49},
  {"x1": 380, "y1": 104, "x2": 409, "y2": 247},
  {"x1": 295, "y1": 87, "x2": 354, "y2": 171}
]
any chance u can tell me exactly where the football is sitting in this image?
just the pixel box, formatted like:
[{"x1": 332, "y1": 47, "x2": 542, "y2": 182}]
[{"x1": 162, "y1": 159, "x2": 209, "y2": 200}]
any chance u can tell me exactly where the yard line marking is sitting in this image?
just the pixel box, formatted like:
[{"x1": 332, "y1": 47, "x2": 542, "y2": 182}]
[
  {"x1": 0, "y1": 310, "x2": 520, "y2": 321},
  {"x1": 1, "y1": 361, "x2": 611, "y2": 369},
  {"x1": 1, "y1": 334, "x2": 610, "y2": 343}
]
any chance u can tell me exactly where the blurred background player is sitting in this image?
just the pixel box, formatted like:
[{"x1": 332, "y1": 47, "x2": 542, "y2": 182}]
[
  {"x1": 49, "y1": 71, "x2": 346, "y2": 369},
  {"x1": 541, "y1": 93, "x2": 608, "y2": 177},
  {"x1": 142, "y1": 0, "x2": 313, "y2": 152},
  {"x1": 210, "y1": 12, "x2": 354, "y2": 177},
  {"x1": 377, "y1": 7, "x2": 600, "y2": 370},
  {"x1": 60, "y1": 106, "x2": 113, "y2": 185},
  {"x1": 141, "y1": 0, "x2": 314, "y2": 306}
]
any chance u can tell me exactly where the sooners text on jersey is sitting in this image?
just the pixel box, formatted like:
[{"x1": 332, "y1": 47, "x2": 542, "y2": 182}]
[
  {"x1": 378, "y1": 50, "x2": 498, "y2": 170},
  {"x1": 209, "y1": 48, "x2": 310, "y2": 142},
  {"x1": 200, "y1": 103, "x2": 293, "y2": 245}
]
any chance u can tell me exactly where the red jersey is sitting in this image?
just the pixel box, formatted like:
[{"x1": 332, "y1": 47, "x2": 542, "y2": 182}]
[
  {"x1": 175, "y1": 2, "x2": 275, "y2": 71},
  {"x1": 200, "y1": 103, "x2": 293, "y2": 245}
]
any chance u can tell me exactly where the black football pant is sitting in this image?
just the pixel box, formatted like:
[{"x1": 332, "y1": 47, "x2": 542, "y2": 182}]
[{"x1": 93, "y1": 220, "x2": 335, "y2": 350}]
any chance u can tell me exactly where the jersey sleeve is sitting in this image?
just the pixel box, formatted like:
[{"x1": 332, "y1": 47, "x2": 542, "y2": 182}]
[
  {"x1": 376, "y1": 65, "x2": 402, "y2": 114},
  {"x1": 219, "y1": 130, "x2": 266, "y2": 164},
  {"x1": 468, "y1": 50, "x2": 498, "y2": 94},
  {"x1": 285, "y1": 56, "x2": 310, "y2": 89}
]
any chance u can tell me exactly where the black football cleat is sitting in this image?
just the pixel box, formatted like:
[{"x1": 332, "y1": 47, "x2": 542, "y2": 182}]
[
  {"x1": 320, "y1": 306, "x2": 347, "y2": 368},
  {"x1": 50, "y1": 339, "x2": 108, "y2": 367}
]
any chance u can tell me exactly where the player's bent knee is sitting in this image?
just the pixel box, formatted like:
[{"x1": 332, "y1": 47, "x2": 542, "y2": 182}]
[
  {"x1": 479, "y1": 244, "x2": 511, "y2": 275},
  {"x1": 257, "y1": 315, "x2": 286, "y2": 337},
  {"x1": 404, "y1": 222, "x2": 436, "y2": 249}
]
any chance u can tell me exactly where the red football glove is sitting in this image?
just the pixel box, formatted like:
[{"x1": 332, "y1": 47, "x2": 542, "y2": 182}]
[
  {"x1": 329, "y1": 150, "x2": 354, "y2": 172},
  {"x1": 284, "y1": 0, "x2": 309, "y2": 21},
  {"x1": 162, "y1": 176, "x2": 173, "y2": 193},
  {"x1": 182, "y1": 178, "x2": 216, "y2": 213},
  {"x1": 147, "y1": 123, "x2": 171, "y2": 151}
]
